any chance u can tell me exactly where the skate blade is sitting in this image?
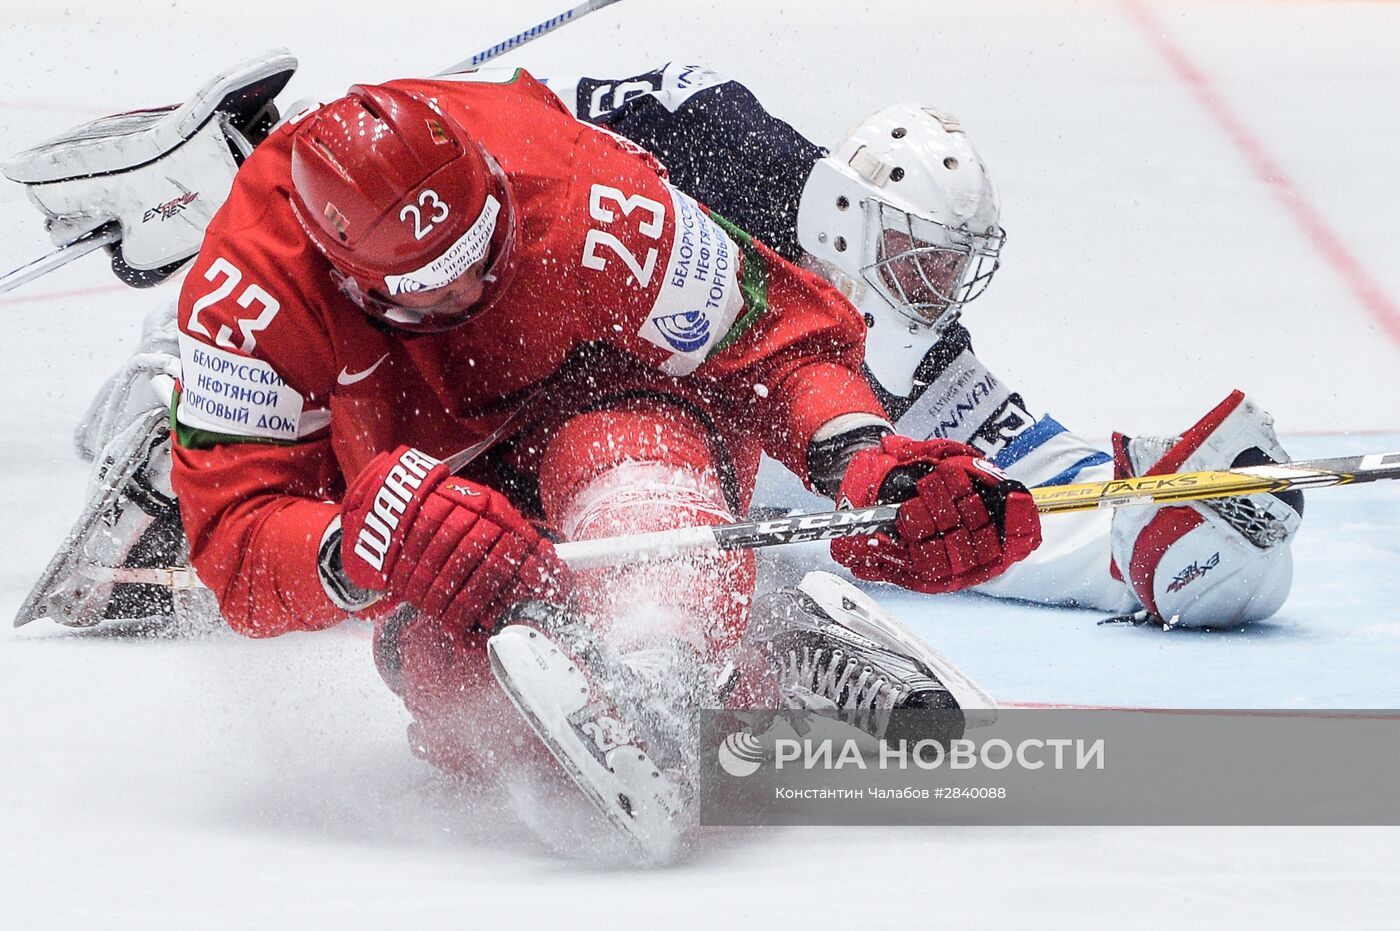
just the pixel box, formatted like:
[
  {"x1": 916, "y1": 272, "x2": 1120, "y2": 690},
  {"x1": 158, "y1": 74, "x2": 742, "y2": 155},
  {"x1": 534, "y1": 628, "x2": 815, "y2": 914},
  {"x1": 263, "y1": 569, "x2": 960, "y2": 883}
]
[{"x1": 487, "y1": 625, "x2": 683, "y2": 865}]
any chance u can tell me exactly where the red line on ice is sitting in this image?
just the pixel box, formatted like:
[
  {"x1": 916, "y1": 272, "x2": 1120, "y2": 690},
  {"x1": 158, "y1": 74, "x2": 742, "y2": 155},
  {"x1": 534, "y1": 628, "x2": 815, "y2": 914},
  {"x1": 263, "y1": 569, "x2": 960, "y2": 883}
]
[
  {"x1": 0, "y1": 99, "x2": 113, "y2": 116},
  {"x1": 1121, "y1": 0, "x2": 1400, "y2": 348},
  {"x1": 0, "y1": 283, "x2": 127, "y2": 307}
]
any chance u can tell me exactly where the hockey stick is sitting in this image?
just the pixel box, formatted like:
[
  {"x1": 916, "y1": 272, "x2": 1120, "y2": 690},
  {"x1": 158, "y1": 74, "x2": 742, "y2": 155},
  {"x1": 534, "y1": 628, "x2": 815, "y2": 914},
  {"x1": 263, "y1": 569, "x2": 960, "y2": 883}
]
[
  {"x1": 0, "y1": 225, "x2": 120, "y2": 297},
  {"x1": 435, "y1": 0, "x2": 626, "y2": 74},
  {"x1": 1031, "y1": 449, "x2": 1400, "y2": 512},
  {"x1": 90, "y1": 448, "x2": 1400, "y2": 589},
  {"x1": 552, "y1": 450, "x2": 1400, "y2": 569}
]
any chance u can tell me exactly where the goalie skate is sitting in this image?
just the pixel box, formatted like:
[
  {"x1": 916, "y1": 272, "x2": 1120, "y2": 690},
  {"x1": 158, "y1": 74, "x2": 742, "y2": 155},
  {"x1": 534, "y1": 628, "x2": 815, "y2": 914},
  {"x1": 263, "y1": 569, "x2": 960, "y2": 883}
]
[
  {"x1": 14, "y1": 408, "x2": 216, "y2": 629},
  {"x1": 487, "y1": 608, "x2": 689, "y2": 864}
]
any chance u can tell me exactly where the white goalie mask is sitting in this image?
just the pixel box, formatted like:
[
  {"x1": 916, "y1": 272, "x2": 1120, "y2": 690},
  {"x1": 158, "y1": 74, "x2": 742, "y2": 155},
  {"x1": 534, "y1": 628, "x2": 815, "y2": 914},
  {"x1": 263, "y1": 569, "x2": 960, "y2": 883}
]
[{"x1": 797, "y1": 104, "x2": 1005, "y2": 394}]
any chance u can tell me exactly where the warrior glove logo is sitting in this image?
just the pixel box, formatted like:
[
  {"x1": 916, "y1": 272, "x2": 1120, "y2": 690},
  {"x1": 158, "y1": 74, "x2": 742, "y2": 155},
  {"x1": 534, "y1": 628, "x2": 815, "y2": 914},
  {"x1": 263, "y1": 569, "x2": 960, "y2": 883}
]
[
  {"x1": 652, "y1": 309, "x2": 711, "y2": 353},
  {"x1": 352, "y1": 447, "x2": 442, "y2": 574}
]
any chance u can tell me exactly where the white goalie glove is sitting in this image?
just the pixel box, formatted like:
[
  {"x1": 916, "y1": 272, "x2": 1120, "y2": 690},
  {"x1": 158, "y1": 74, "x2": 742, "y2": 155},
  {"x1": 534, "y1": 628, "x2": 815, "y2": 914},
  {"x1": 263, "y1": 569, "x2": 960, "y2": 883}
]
[{"x1": 1108, "y1": 390, "x2": 1304, "y2": 629}]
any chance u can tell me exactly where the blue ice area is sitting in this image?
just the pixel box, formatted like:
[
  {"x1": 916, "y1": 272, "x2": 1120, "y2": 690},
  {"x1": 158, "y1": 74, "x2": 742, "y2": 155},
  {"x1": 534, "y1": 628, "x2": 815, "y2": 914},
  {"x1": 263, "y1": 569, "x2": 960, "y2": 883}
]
[{"x1": 843, "y1": 432, "x2": 1400, "y2": 709}]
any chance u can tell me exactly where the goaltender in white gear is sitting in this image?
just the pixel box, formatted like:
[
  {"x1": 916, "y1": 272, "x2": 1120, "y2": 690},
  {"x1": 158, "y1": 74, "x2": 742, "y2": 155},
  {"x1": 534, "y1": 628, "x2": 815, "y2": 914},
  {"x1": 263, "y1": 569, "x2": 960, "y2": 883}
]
[{"x1": 781, "y1": 99, "x2": 1301, "y2": 628}]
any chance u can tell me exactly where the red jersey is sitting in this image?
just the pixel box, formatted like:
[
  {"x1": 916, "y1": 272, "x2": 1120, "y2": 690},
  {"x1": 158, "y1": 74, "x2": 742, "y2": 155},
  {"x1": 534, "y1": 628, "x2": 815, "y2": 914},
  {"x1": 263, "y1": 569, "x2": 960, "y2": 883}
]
[{"x1": 170, "y1": 70, "x2": 883, "y2": 637}]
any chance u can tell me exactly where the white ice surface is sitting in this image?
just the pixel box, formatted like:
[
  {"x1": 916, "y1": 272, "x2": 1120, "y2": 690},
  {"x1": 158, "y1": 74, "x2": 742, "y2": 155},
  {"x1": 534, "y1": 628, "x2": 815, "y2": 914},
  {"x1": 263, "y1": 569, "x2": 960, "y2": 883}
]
[{"x1": 2, "y1": 0, "x2": 1399, "y2": 927}]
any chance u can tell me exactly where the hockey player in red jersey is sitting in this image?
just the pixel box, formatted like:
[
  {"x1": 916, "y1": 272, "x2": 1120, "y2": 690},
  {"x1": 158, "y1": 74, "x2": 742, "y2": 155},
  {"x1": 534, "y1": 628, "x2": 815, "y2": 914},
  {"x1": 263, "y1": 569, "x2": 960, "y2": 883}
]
[{"x1": 167, "y1": 71, "x2": 1040, "y2": 810}]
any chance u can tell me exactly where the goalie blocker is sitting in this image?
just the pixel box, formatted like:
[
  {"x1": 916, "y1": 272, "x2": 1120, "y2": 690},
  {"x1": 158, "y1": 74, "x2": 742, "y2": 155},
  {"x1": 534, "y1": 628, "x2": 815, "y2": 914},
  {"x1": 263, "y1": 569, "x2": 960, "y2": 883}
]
[{"x1": 1, "y1": 50, "x2": 296, "y2": 290}]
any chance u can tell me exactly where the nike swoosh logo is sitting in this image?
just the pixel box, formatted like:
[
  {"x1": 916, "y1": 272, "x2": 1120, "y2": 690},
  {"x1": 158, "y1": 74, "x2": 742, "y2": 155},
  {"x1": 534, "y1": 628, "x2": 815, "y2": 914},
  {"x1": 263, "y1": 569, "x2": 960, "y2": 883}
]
[{"x1": 337, "y1": 353, "x2": 389, "y2": 386}]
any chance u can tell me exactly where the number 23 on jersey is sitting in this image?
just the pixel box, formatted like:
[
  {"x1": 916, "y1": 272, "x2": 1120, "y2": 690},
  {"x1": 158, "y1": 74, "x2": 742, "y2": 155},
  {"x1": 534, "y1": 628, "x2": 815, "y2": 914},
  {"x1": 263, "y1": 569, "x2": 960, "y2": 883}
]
[
  {"x1": 580, "y1": 183, "x2": 666, "y2": 288},
  {"x1": 186, "y1": 257, "x2": 281, "y2": 353}
]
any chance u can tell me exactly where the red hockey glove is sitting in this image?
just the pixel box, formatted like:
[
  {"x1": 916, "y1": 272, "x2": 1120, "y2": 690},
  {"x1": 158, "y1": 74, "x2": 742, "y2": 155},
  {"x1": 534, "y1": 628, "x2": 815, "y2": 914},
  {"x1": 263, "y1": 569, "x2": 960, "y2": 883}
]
[
  {"x1": 832, "y1": 435, "x2": 1041, "y2": 593},
  {"x1": 340, "y1": 446, "x2": 568, "y2": 630}
]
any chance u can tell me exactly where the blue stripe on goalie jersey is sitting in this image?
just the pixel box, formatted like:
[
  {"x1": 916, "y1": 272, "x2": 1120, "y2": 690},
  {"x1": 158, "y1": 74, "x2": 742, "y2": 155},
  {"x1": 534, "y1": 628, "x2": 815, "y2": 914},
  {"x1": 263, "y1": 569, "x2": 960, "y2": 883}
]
[
  {"x1": 991, "y1": 415, "x2": 1112, "y2": 488},
  {"x1": 993, "y1": 416, "x2": 1068, "y2": 468},
  {"x1": 1037, "y1": 452, "x2": 1113, "y2": 488}
]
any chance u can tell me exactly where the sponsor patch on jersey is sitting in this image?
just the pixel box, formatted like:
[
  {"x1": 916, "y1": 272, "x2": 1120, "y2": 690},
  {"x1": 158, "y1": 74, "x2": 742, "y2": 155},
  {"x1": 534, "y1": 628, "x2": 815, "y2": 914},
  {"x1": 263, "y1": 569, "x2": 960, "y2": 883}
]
[
  {"x1": 897, "y1": 348, "x2": 1014, "y2": 447},
  {"x1": 652, "y1": 310, "x2": 711, "y2": 352},
  {"x1": 384, "y1": 195, "x2": 500, "y2": 295},
  {"x1": 638, "y1": 187, "x2": 743, "y2": 375},
  {"x1": 176, "y1": 334, "x2": 308, "y2": 442}
]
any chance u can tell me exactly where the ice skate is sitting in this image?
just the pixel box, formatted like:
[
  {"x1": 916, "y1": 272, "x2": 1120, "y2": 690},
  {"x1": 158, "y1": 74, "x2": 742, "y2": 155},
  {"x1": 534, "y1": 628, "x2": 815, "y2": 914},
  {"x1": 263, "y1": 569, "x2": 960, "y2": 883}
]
[
  {"x1": 15, "y1": 408, "x2": 216, "y2": 629},
  {"x1": 486, "y1": 601, "x2": 697, "y2": 864},
  {"x1": 748, "y1": 571, "x2": 997, "y2": 743}
]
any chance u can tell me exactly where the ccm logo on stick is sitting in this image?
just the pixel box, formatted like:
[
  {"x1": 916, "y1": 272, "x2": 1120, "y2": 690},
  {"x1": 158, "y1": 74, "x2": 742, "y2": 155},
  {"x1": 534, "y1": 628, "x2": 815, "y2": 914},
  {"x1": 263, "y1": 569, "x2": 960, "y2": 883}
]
[{"x1": 353, "y1": 448, "x2": 442, "y2": 572}]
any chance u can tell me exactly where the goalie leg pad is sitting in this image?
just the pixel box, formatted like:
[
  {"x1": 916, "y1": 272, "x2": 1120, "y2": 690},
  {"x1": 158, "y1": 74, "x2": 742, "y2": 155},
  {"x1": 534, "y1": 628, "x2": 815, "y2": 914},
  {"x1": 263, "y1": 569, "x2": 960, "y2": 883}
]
[
  {"x1": 16, "y1": 408, "x2": 214, "y2": 629},
  {"x1": 75, "y1": 299, "x2": 180, "y2": 461}
]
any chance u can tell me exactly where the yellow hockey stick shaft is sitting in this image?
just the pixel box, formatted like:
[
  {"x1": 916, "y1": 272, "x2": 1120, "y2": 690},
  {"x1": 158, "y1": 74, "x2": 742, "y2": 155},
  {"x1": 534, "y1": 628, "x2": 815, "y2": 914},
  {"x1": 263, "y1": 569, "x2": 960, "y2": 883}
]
[{"x1": 1030, "y1": 450, "x2": 1400, "y2": 514}]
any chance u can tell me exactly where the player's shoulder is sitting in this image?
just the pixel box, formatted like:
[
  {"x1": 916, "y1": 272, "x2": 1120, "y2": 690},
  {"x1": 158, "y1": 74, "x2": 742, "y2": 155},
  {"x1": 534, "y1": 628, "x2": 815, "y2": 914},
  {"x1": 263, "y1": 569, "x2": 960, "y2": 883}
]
[
  {"x1": 193, "y1": 107, "x2": 303, "y2": 247},
  {"x1": 174, "y1": 203, "x2": 345, "y2": 446},
  {"x1": 388, "y1": 69, "x2": 574, "y2": 121},
  {"x1": 176, "y1": 116, "x2": 341, "y2": 421},
  {"x1": 182, "y1": 128, "x2": 316, "y2": 328}
]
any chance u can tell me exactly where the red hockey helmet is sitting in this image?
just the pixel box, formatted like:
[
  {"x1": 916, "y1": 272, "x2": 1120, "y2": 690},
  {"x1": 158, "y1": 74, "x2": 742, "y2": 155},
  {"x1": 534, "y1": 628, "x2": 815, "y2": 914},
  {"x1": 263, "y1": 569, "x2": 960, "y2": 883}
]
[{"x1": 289, "y1": 83, "x2": 515, "y2": 331}]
